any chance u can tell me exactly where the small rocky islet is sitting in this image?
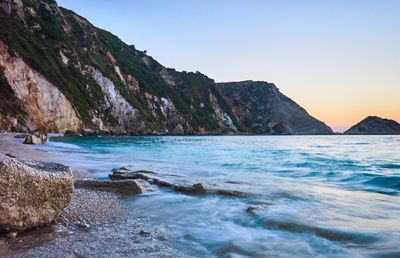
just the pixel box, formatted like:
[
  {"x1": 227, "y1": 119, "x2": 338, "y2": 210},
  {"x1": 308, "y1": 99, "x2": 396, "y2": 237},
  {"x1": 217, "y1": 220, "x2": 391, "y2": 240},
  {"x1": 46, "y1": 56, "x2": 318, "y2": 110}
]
[{"x1": 344, "y1": 116, "x2": 400, "y2": 135}]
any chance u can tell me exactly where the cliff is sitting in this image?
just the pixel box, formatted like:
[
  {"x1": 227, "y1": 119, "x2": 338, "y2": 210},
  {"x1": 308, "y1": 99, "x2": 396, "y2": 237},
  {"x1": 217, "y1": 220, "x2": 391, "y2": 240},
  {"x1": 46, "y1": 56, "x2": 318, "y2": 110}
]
[
  {"x1": 344, "y1": 116, "x2": 400, "y2": 135},
  {"x1": 218, "y1": 81, "x2": 333, "y2": 135},
  {"x1": 0, "y1": 0, "x2": 333, "y2": 135}
]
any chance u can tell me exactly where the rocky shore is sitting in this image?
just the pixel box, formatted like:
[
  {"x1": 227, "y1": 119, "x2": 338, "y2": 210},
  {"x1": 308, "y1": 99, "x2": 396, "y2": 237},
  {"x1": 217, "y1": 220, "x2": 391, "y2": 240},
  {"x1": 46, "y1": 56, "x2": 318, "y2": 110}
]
[
  {"x1": 0, "y1": 133, "x2": 253, "y2": 257},
  {"x1": 0, "y1": 133, "x2": 179, "y2": 257}
]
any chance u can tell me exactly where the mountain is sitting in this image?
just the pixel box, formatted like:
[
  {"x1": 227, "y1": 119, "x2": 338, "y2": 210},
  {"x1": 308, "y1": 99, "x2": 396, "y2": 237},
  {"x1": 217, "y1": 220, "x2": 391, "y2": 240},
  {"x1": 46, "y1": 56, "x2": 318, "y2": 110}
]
[
  {"x1": 344, "y1": 116, "x2": 400, "y2": 135},
  {"x1": 218, "y1": 81, "x2": 333, "y2": 135},
  {"x1": 0, "y1": 0, "x2": 333, "y2": 135}
]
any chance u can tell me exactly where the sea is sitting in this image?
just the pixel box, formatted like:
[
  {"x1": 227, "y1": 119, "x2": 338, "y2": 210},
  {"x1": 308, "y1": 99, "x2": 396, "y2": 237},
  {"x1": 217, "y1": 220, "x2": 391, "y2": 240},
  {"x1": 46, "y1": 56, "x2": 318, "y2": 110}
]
[{"x1": 36, "y1": 135, "x2": 400, "y2": 257}]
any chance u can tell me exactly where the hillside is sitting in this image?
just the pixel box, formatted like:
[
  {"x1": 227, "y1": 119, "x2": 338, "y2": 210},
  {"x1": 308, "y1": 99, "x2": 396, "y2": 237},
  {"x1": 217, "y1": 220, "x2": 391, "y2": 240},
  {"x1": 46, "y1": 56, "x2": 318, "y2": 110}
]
[
  {"x1": 0, "y1": 0, "x2": 333, "y2": 135},
  {"x1": 218, "y1": 81, "x2": 333, "y2": 135},
  {"x1": 344, "y1": 116, "x2": 400, "y2": 135}
]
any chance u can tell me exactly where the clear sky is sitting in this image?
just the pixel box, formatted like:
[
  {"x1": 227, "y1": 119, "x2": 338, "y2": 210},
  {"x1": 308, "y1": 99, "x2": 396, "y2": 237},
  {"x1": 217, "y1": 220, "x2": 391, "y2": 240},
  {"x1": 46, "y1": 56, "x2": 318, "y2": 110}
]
[{"x1": 57, "y1": 0, "x2": 400, "y2": 132}]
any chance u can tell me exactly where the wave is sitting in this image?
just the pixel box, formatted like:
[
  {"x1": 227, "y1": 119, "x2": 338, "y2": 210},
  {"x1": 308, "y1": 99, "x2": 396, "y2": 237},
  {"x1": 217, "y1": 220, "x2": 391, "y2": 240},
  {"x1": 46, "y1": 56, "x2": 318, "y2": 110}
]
[
  {"x1": 47, "y1": 141, "x2": 82, "y2": 150},
  {"x1": 365, "y1": 176, "x2": 400, "y2": 192},
  {"x1": 378, "y1": 164, "x2": 400, "y2": 169},
  {"x1": 259, "y1": 218, "x2": 378, "y2": 244}
]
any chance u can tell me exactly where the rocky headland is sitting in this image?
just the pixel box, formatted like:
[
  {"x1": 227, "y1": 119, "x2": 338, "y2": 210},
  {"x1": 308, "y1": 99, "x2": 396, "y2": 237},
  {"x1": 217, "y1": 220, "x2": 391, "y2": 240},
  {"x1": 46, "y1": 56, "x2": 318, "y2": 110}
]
[
  {"x1": 344, "y1": 116, "x2": 400, "y2": 135},
  {"x1": 0, "y1": 0, "x2": 333, "y2": 136}
]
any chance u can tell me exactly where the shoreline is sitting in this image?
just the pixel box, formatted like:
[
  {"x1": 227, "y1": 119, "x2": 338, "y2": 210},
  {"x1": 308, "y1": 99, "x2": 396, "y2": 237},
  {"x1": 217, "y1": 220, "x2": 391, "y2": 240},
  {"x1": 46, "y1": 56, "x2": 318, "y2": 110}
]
[{"x1": 0, "y1": 133, "x2": 179, "y2": 257}]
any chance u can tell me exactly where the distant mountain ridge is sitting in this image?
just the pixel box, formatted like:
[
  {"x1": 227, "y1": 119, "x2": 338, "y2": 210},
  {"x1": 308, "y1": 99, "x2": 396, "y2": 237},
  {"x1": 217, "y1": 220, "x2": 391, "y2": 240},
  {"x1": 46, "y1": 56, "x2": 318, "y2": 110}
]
[
  {"x1": 0, "y1": 0, "x2": 333, "y2": 135},
  {"x1": 344, "y1": 116, "x2": 400, "y2": 135},
  {"x1": 218, "y1": 81, "x2": 333, "y2": 135}
]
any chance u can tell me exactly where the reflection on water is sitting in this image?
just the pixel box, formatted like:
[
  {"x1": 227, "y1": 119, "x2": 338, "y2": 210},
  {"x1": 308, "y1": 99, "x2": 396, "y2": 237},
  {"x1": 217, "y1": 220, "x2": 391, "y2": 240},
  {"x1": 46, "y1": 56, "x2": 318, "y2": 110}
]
[{"x1": 36, "y1": 135, "x2": 400, "y2": 257}]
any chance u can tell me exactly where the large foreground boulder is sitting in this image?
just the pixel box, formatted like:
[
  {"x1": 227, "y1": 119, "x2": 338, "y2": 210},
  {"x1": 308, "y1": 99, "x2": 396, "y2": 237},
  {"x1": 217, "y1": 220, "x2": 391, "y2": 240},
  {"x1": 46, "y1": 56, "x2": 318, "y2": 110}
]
[
  {"x1": 23, "y1": 129, "x2": 48, "y2": 144},
  {"x1": 0, "y1": 156, "x2": 73, "y2": 232}
]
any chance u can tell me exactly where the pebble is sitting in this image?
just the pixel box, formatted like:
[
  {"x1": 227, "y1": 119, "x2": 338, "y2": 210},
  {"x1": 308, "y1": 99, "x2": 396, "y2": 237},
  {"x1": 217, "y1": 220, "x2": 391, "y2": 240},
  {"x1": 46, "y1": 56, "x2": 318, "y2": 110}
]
[{"x1": 6, "y1": 232, "x2": 18, "y2": 239}]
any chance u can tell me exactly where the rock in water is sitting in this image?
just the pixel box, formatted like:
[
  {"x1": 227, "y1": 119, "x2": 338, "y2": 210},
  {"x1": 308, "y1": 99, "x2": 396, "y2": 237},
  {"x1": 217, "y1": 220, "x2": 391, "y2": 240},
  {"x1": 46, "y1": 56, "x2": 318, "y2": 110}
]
[
  {"x1": 0, "y1": 156, "x2": 73, "y2": 232},
  {"x1": 74, "y1": 179, "x2": 148, "y2": 195},
  {"x1": 23, "y1": 129, "x2": 48, "y2": 144}
]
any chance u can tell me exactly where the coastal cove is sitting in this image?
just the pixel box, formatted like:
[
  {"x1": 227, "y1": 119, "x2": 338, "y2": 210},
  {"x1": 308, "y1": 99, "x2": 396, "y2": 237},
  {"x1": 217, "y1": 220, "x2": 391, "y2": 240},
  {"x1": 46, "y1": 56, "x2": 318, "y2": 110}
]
[{"x1": 1, "y1": 134, "x2": 400, "y2": 257}]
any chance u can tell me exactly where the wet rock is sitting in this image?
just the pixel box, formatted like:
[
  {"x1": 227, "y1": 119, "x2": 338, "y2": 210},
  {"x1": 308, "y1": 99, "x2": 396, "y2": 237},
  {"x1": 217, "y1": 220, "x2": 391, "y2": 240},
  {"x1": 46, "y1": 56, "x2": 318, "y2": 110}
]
[
  {"x1": 110, "y1": 166, "x2": 158, "y2": 181},
  {"x1": 74, "y1": 179, "x2": 147, "y2": 195},
  {"x1": 152, "y1": 179, "x2": 174, "y2": 188},
  {"x1": 5, "y1": 153, "x2": 16, "y2": 158},
  {"x1": 23, "y1": 129, "x2": 48, "y2": 144},
  {"x1": 215, "y1": 189, "x2": 249, "y2": 198},
  {"x1": 110, "y1": 169, "x2": 157, "y2": 181},
  {"x1": 63, "y1": 130, "x2": 82, "y2": 137},
  {"x1": 246, "y1": 205, "x2": 263, "y2": 214},
  {"x1": 173, "y1": 183, "x2": 207, "y2": 194},
  {"x1": 0, "y1": 156, "x2": 73, "y2": 232},
  {"x1": 139, "y1": 230, "x2": 151, "y2": 237}
]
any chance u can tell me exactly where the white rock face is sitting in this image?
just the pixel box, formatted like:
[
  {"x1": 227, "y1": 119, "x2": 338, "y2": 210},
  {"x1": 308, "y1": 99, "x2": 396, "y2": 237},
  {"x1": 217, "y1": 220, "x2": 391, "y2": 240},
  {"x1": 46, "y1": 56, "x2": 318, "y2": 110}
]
[
  {"x1": 209, "y1": 92, "x2": 237, "y2": 131},
  {"x1": 59, "y1": 50, "x2": 69, "y2": 65},
  {"x1": 88, "y1": 67, "x2": 145, "y2": 133},
  {"x1": 160, "y1": 97, "x2": 176, "y2": 117},
  {"x1": 0, "y1": 41, "x2": 82, "y2": 132}
]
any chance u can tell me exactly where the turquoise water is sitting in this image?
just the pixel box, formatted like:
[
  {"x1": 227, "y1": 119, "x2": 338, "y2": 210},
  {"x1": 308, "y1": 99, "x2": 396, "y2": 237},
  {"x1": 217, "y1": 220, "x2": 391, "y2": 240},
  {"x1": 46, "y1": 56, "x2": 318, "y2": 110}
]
[{"x1": 42, "y1": 136, "x2": 400, "y2": 257}]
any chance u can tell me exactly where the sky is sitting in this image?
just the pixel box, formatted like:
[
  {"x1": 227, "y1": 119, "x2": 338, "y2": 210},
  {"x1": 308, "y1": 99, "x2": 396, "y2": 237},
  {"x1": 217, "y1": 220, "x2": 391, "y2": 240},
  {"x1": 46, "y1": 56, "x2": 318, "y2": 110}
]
[{"x1": 57, "y1": 0, "x2": 400, "y2": 132}]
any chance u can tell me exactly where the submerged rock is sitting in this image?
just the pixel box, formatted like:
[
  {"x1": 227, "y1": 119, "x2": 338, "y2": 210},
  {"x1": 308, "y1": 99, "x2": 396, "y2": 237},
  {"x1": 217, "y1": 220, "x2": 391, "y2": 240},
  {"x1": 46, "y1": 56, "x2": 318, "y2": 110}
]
[
  {"x1": 23, "y1": 129, "x2": 48, "y2": 144},
  {"x1": 173, "y1": 183, "x2": 207, "y2": 195},
  {"x1": 74, "y1": 179, "x2": 148, "y2": 195},
  {"x1": 246, "y1": 204, "x2": 269, "y2": 214},
  {"x1": 0, "y1": 156, "x2": 73, "y2": 232}
]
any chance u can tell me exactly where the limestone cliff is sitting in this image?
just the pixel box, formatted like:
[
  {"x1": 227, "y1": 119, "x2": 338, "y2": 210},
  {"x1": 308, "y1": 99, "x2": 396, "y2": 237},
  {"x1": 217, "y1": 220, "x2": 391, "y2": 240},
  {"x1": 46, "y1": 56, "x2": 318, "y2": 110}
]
[
  {"x1": 0, "y1": 40, "x2": 82, "y2": 132},
  {"x1": 0, "y1": 0, "x2": 333, "y2": 135}
]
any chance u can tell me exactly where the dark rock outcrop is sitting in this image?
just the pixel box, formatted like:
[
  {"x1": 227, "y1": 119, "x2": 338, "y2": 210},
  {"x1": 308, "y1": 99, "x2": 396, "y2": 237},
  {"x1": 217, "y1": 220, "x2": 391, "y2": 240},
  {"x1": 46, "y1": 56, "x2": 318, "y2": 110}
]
[
  {"x1": 0, "y1": 156, "x2": 73, "y2": 233},
  {"x1": 218, "y1": 81, "x2": 333, "y2": 135},
  {"x1": 64, "y1": 130, "x2": 82, "y2": 137},
  {"x1": 344, "y1": 116, "x2": 400, "y2": 135}
]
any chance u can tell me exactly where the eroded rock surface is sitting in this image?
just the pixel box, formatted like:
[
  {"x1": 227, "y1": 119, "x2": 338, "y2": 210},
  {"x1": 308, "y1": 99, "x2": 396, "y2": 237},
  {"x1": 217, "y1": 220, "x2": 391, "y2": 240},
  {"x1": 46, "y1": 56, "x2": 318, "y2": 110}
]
[{"x1": 0, "y1": 156, "x2": 73, "y2": 232}]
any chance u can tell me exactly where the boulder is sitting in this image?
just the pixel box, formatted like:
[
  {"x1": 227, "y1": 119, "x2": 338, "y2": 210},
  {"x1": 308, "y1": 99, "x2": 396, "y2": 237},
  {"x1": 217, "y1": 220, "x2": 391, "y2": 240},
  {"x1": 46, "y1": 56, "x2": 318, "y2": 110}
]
[
  {"x1": 64, "y1": 130, "x2": 82, "y2": 137},
  {"x1": 23, "y1": 129, "x2": 48, "y2": 144},
  {"x1": 0, "y1": 156, "x2": 73, "y2": 232},
  {"x1": 74, "y1": 179, "x2": 148, "y2": 195}
]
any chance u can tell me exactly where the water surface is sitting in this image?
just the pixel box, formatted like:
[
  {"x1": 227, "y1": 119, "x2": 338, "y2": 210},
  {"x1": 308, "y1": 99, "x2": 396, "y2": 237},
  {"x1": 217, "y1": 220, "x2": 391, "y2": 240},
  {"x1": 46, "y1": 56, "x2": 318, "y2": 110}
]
[{"x1": 40, "y1": 136, "x2": 400, "y2": 257}]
